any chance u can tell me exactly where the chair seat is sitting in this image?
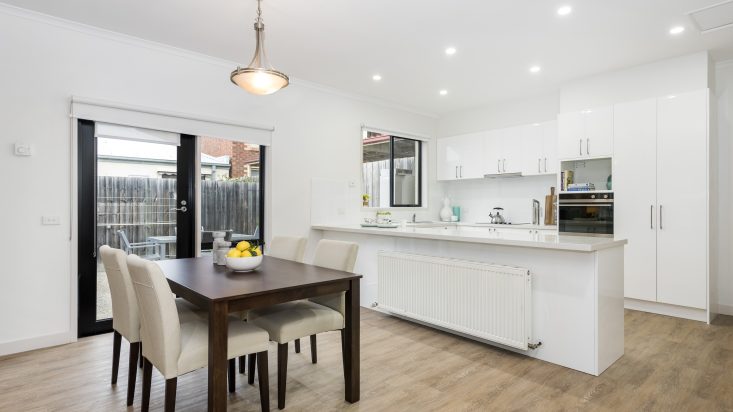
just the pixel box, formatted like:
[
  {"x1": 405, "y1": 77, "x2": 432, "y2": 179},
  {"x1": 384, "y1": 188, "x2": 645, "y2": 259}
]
[
  {"x1": 249, "y1": 300, "x2": 344, "y2": 343},
  {"x1": 177, "y1": 317, "x2": 269, "y2": 376}
]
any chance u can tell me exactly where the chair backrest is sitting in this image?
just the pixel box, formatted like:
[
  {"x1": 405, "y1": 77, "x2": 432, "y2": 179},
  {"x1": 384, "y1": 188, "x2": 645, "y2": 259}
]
[
  {"x1": 127, "y1": 254, "x2": 182, "y2": 379},
  {"x1": 99, "y1": 245, "x2": 140, "y2": 342},
  {"x1": 117, "y1": 230, "x2": 131, "y2": 251},
  {"x1": 267, "y1": 236, "x2": 307, "y2": 262},
  {"x1": 310, "y1": 239, "x2": 359, "y2": 316}
]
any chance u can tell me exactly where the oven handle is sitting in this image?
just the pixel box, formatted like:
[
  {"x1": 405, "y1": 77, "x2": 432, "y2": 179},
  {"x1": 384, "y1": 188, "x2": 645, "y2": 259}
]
[{"x1": 559, "y1": 203, "x2": 613, "y2": 207}]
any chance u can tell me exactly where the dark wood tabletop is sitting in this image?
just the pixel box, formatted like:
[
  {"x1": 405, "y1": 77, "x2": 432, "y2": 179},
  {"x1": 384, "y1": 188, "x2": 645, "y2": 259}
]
[{"x1": 155, "y1": 255, "x2": 361, "y2": 412}]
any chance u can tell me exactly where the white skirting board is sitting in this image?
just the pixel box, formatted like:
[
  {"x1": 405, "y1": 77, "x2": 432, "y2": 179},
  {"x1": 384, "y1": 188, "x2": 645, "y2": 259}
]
[
  {"x1": 624, "y1": 298, "x2": 709, "y2": 323},
  {"x1": 0, "y1": 332, "x2": 75, "y2": 357}
]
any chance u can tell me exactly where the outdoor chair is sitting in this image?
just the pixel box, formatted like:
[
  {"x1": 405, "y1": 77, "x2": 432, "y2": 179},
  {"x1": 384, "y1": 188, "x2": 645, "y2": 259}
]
[{"x1": 117, "y1": 230, "x2": 163, "y2": 260}]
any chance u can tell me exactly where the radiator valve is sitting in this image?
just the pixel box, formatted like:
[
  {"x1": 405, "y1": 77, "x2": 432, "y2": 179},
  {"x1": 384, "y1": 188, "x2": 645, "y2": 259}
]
[
  {"x1": 528, "y1": 341, "x2": 542, "y2": 350},
  {"x1": 371, "y1": 302, "x2": 379, "y2": 307}
]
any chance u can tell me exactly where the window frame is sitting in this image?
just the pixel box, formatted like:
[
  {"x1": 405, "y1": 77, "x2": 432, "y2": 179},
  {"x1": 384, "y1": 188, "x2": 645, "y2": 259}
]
[{"x1": 362, "y1": 130, "x2": 424, "y2": 208}]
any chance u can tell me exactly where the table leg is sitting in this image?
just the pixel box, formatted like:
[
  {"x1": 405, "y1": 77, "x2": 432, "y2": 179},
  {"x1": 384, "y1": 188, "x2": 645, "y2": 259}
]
[
  {"x1": 344, "y1": 278, "x2": 360, "y2": 403},
  {"x1": 208, "y1": 301, "x2": 228, "y2": 411}
]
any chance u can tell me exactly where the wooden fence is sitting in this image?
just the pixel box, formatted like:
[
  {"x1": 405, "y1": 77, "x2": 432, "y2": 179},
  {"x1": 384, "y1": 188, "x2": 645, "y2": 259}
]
[{"x1": 97, "y1": 176, "x2": 259, "y2": 251}]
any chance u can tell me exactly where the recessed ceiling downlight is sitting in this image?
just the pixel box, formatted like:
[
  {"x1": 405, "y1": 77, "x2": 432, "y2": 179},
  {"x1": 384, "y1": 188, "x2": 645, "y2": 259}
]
[
  {"x1": 557, "y1": 5, "x2": 572, "y2": 16},
  {"x1": 439, "y1": 90, "x2": 448, "y2": 96},
  {"x1": 529, "y1": 65, "x2": 542, "y2": 73},
  {"x1": 372, "y1": 74, "x2": 382, "y2": 81},
  {"x1": 445, "y1": 47, "x2": 457, "y2": 56},
  {"x1": 669, "y1": 25, "x2": 685, "y2": 35}
]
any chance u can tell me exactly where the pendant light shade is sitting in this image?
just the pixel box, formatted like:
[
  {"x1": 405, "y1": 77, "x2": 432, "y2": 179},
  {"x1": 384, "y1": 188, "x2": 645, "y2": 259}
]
[{"x1": 231, "y1": 0, "x2": 289, "y2": 95}]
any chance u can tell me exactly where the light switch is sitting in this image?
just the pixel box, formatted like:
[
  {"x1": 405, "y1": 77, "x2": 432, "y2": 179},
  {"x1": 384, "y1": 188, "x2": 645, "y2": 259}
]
[
  {"x1": 42, "y1": 216, "x2": 61, "y2": 225},
  {"x1": 14, "y1": 143, "x2": 32, "y2": 156}
]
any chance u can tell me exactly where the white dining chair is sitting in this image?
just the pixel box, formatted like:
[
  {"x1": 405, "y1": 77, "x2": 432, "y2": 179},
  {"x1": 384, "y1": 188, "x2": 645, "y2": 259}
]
[
  {"x1": 247, "y1": 239, "x2": 358, "y2": 409},
  {"x1": 238, "y1": 236, "x2": 307, "y2": 379},
  {"x1": 126, "y1": 254, "x2": 272, "y2": 412},
  {"x1": 99, "y1": 246, "x2": 204, "y2": 407}
]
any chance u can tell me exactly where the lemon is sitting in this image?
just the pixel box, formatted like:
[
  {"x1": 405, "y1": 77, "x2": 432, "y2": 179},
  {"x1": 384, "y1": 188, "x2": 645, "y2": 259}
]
[
  {"x1": 227, "y1": 249, "x2": 241, "y2": 258},
  {"x1": 236, "y1": 241, "x2": 251, "y2": 252},
  {"x1": 240, "y1": 250, "x2": 253, "y2": 258},
  {"x1": 253, "y1": 247, "x2": 262, "y2": 256}
]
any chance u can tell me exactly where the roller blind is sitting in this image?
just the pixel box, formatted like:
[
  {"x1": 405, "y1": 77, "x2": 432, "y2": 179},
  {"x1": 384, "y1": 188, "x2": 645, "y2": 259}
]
[
  {"x1": 72, "y1": 96, "x2": 273, "y2": 146},
  {"x1": 94, "y1": 122, "x2": 180, "y2": 146}
]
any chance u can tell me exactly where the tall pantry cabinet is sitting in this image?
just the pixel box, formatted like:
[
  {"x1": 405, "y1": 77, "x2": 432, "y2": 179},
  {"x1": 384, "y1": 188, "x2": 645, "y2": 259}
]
[{"x1": 614, "y1": 89, "x2": 709, "y2": 317}]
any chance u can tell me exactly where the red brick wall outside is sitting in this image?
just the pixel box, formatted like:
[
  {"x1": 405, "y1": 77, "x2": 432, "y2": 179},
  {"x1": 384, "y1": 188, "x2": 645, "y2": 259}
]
[{"x1": 200, "y1": 136, "x2": 259, "y2": 178}]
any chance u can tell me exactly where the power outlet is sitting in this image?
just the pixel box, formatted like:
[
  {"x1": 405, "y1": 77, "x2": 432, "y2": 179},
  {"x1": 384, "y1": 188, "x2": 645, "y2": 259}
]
[{"x1": 41, "y1": 216, "x2": 61, "y2": 225}]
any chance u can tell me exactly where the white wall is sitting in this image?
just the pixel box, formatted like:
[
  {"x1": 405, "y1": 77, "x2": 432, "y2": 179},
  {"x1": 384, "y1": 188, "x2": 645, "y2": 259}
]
[
  {"x1": 715, "y1": 61, "x2": 733, "y2": 315},
  {"x1": 0, "y1": 6, "x2": 436, "y2": 355}
]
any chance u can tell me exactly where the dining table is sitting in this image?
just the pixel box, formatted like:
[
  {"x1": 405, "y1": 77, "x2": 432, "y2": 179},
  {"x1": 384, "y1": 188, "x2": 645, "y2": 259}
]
[{"x1": 155, "y1": 256, "x2": 362, "y2": 411}]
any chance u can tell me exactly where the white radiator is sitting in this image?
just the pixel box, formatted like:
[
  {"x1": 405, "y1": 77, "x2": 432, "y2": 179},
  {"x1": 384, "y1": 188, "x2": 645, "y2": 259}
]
[{"x1": 377, "y1": 251, "x2": 532, "y2": 350}]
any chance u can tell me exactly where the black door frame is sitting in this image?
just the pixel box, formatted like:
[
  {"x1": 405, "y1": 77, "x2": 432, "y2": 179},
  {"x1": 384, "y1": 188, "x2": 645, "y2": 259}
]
[{"x1": 77, "y1": 121, "x2": 197, "y2": 337}]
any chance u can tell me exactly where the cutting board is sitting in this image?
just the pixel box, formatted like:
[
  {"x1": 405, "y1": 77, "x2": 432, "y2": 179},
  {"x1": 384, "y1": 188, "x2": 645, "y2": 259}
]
[{"x1": 544, "y1": 187, "x2": 556, "y2": 225}]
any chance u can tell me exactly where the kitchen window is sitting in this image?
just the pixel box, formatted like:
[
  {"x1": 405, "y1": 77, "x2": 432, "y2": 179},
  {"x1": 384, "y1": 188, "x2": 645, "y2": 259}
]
[{"x1": 362, "y1": 130, "x2": 422, "y2": 207}]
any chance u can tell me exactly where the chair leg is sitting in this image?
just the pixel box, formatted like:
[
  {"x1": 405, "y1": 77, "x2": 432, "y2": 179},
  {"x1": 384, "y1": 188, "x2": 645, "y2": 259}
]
[
  {"x1": 277, "y1": 343, "x2": 288, "y2": 409},
  {"x1": 294, "y1": 338, "x2": 300, "y2": 353},
  {"x1": 127, "y1": 342, "x2": 141, "y2": 406},
  {"x1": 111, "y1": 330, "x2": 122, "y2": 385},
  {"x1": 340, "y1": 329, "x2": 346, "y2": 382},
  {"x1": 142, "y1": 358, "x2": 153, "y2": 412},
  {"x1": 248, "y1": 353, "x2": 257, "y2": 385},
  {"x1": 239, "y1": 355, "x2": 246, "y2": 374},
  {"x1": 228, "y1": 358, "x2": 236, "y2": 393},
  {"x1": 310, "y1": 335, "x2": 318, "y2": 364},
  {"x1": 257, "y1": 351, "x2": 270, "y2": 412},
  {"x1": 139, "y1": 343, "x2": 144, "y2": 368},
  {"x1": 165, "y1": 377, "x2": 177, "y2": 412}
]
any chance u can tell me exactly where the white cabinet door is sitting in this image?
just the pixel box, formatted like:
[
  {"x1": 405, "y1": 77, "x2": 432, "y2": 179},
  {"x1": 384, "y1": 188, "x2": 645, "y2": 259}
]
[
  {"x1": 613, "y1": 98, "x2": 657, "y2": 302},
  {"x1": 656, "y1": 90, "x2": 708, "y2": 309},
  {"x1": 483, "y1": 129, "x2": 504, "y2": 175},
  {"x1": 521, "y1": 124, "x2": 543, "y2": 175},
  {"x1": 557, "y1": 112, "x2": 584, "y2": 159},
  {"x1": 459, "y1": 132, "x2": 486, "y2": 179},
  {"x1": 541, "y1": 121, "x2": 558, "y2": 174},
  {"x1": 584, "y1": 106, "x2": 613, "y2": 157},
  {"x1": 436, "y1": 136, "x2": 461, "y2": 181},
  {"x1": 502, "y1": 126, "x2": 524, "y2": 173}
]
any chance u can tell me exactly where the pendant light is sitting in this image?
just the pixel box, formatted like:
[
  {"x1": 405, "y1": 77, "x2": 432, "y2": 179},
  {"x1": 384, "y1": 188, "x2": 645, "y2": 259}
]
[{"x1": 230, "y1": 0, "x2": 289, "y2": 95}]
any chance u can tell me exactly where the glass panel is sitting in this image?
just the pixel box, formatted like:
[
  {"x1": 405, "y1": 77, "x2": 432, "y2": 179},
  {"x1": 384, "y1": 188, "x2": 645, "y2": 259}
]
[
  {"x1": 392, "y1": 137, "x2": 420, "y2": 206},
  {"x1": 361, "y1": 131, "x2": 391, "y2": 207},
  {"x1": 199, "y1": 137, "x2": 261, "y2": 254},
  {"x1": 96, "y1": 137, "x2": 178, "y2": 320}
]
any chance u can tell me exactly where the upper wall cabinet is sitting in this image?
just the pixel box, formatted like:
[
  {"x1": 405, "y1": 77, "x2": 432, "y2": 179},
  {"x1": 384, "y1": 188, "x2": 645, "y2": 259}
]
[
  {"x1": 484, "y1": 126, "x2": 524, "y2": 176},
  {"x1": 558, "y1": 106, "x2": 613, "y2": 159},
  {"x1": 521, "y1": 121, "x2": 558, "y2": 176},
  {"x1": 436, "y1": 132, "x2": 485, "y2": 180}
]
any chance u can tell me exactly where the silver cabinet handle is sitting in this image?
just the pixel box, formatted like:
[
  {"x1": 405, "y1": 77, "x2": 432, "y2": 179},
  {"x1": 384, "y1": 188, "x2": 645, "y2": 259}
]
[
  {"x1": 455, "y1": 166, "x2": 458, "y2": 178},
  {"x1": 538, "y1": 158, "x2": 541, "y2": 173},
  {"x1": 659, "y1": 205, "x2": 663, "y2": 230},
  {"x1": 497, "y1": 159, "x2": 501, "y2": 173},
  {"x1": 460, "y1": 165, "x2": 463, "y2": 178},
  {"x1": 579, "y1": 138, "x2": 583, "y2": 156},
  {"x1": 503, "y1": 158, "x2": 506, "y2": 172},
  {"x1": 650, "y1": 205, "x2": 654, "y2": 229},
  {"x1": 586, "y1": 138, "x2": 590, "y2": 155},
  {"x1": 544, "y1": 158, "x2": 548, "y2": 172}
]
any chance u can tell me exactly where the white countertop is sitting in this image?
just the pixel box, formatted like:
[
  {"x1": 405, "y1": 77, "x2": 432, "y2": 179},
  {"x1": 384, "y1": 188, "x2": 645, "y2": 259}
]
[
  {"x1": 410, "y1": 222, "x2": 558, "y2": 230},
  {"x1": 312, "y1": 224, "x2": 626, "y2": 252}
]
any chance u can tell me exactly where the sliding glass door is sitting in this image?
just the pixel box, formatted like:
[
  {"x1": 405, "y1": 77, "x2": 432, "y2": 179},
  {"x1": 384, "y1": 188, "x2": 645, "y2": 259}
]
[{"x1": 77, "y1": 119, "x2": 197, "y2": 336}]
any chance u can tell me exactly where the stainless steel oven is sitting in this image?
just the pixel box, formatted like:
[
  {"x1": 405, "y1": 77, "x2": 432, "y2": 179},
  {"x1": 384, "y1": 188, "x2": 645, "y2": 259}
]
[{"x1": 558, "y1": 193, "x2": 614, "y2": 237}]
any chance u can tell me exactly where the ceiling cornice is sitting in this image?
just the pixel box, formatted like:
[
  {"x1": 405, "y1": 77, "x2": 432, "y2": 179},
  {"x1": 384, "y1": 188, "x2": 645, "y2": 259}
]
[{"x1": 0, "y1": 2, "x2": 438, "y2": 119}]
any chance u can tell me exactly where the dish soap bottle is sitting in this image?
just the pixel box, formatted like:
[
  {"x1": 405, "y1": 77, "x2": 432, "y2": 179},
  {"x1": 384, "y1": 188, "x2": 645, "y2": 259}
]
[{"x1": 439, "y1": 197, "x2": 452, "y2": 222}]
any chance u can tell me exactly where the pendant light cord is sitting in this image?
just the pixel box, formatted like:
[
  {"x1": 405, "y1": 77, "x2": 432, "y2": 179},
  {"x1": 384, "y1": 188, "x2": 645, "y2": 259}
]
[{"x1": 256, "y1": 0, "x2": 263, "y2": 23}]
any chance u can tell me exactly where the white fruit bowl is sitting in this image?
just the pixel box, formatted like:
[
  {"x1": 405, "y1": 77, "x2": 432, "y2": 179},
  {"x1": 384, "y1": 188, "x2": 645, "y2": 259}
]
[{"x1": 225, "y1": 255, "x2": 263, "y2": 272}]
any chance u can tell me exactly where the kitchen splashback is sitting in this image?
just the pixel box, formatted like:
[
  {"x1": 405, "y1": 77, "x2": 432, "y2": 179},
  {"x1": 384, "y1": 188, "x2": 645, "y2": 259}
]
[{"x1": 441, "y1": 175, "x2": 555, "y2": 224}]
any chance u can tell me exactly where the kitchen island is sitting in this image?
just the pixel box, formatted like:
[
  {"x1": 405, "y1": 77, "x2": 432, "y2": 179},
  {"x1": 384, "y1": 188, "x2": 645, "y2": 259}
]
[{"x1": 312, "y1": 223, "x2": 627, "y2": 376}]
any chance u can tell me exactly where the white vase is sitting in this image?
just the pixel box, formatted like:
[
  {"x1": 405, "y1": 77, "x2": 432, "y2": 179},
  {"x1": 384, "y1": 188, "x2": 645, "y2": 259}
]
[{"x1": 439, "y1": 197, "x2": 452, "y2": 222}]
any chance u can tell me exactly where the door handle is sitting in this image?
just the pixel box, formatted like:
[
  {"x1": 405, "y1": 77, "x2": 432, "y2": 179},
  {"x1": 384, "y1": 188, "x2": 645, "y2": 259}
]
[
  {"x1": 586, "y1": 138, "x2": 590, "y2": 155},
  {"x1": 171, "y1": 206, "x2": 188, "y2": 213},
  {"x1": 650, "y1": 205, "x2": 654, "y2": 229},
  {"x1": 579, "y1": 138, "x2": 582, "y2": 156},
  {"x1": 659, "y1": 205, "x2": 663, "y2": 230}
]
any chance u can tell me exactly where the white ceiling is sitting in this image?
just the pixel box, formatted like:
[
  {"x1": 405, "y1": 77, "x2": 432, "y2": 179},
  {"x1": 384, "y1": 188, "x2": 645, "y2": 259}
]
[{"x1": 4, "y1": 0, "x2": 733, "y2": 115}]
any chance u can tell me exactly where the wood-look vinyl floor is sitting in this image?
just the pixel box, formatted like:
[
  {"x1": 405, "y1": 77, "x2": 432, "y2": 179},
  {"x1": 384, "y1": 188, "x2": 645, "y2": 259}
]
[{"x1": 1, "y1": 308, "x2": 733, "y2": 411}]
